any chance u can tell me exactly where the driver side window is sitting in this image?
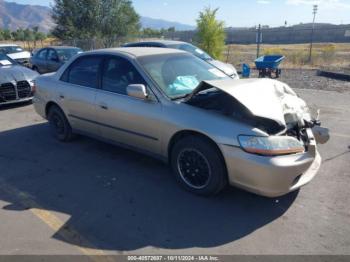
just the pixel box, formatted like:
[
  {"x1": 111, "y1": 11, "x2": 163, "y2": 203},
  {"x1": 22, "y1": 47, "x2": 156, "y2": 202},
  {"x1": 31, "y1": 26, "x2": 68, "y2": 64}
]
[
  {"x1": 47, "y1": 49, "x2": 58, "y2": 61},
  {"x1": 101, "y1": 57, "x2": 146, "y2": 95},
  {"x1": 37, "y1": 49, "x2": 47, "y2": 60}
]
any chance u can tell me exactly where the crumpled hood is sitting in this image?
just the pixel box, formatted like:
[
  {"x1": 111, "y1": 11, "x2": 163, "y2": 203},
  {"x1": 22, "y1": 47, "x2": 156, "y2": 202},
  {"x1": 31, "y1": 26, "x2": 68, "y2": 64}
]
[
  {"x1": 208, "y1": 60, "x2": 239, "y2": 79},
  {"x1": 189, "y1": 78, "x2": 311, "y2": 127},
  {"x1": 0, "y1": 65, "x2": 39, "y2": 83}
]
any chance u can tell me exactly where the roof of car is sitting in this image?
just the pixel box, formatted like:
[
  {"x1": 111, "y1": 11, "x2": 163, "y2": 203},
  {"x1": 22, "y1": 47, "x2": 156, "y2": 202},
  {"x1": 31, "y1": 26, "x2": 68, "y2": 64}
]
[
  {"x1": 125, "y1": 40, "x2": 186, "y2": 46},
  {"x1": 86, "y1": 47, "x2": 186, "y2": 57},
  {"x1": 46, "y1": 46, "x2": 81, "y2": 49},
  {"x1": 0, "y1": 44, "x2": 20, "y2": 47}
]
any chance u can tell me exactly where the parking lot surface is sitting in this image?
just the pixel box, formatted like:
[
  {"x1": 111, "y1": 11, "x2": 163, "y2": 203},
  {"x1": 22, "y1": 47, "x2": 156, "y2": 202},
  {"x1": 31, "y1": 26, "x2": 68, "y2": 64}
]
[{"x1": 0, "y1": 88, "x2": 349, "y2": 255}]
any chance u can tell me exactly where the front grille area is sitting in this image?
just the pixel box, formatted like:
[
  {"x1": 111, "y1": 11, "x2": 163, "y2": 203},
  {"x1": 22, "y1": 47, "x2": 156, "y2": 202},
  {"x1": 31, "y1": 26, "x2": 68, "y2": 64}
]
[
  {"x1": 0, "y1": 81, "x2": 32, "y2": 102},
  {"x1": 0, "y1": 83, "x2": 17, "y2": 101},
  {"x1": 17, "y1": 81, "x2": 31, "y2": 98}
]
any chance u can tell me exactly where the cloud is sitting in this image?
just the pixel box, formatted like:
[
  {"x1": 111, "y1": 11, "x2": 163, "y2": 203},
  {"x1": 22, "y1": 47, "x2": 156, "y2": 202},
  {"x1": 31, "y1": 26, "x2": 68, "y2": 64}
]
[
  {"x1": 286, "y1": 0, "x2": 350, "y2": 8},
  {"x1": 257, "y1": 0, "x2": 271, "y2": 4}
]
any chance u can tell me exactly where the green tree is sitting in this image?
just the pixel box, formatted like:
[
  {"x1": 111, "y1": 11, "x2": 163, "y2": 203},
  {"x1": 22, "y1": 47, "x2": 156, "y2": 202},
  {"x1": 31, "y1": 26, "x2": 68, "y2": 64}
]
[
  {"x1": 142, "y1": 27, "x2": 162, "y2": 38},
  {"x1": 23, "y1": 28, "x2": 35, "y2": 49},
  {"x1": 35, "y1": 31, "x2": 47, "y2": 47},
  {"x1": 51, "y1": 0, "x2": 79, "y2": 39},
  {"x1": 52, "y1": 0, "x2": 99, "y2": 39},
  {"x1": 167, "y1": 27, "x2": 175, "y2": 33},
  {"x1": 196, "y1": 7, "x2": 226, "y2": 59},
  {"x1": 99, "y1": 0, "x2": 140, "y2": 46},
  {"x1": 52, "y1": 0, "x2": 140, "y2": 43},
  {"x1": 2, "y1": 29, "x2": 12, "y2": 40},
  {"x1": 32, "y1": 26, "x2": 40, "y2": 48}
]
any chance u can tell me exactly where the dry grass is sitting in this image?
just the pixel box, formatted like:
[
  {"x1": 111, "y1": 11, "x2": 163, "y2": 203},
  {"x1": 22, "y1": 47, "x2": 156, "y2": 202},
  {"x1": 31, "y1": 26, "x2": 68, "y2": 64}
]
[
  {"x1": 225, "y1": 43, "x2": 350, "y2": 70},
  {"x1": 2, "y1": 39, "x2": 349, "y2": 71},
  {"x1": 0, "y1": 38, "x2": 57, "y2": 51}
]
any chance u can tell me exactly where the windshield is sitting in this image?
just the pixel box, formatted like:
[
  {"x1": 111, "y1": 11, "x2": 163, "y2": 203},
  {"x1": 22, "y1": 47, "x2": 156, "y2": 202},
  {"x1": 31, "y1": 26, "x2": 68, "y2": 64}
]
[
  {"x1": 0, "y1": 45, "x2": 24, "y2": 54},
  {"x1": 0, "y1": 54, "x2": 16, "y2": 66},
  {"x1": 168, "y1": 43, "x2": 212, "y2": 61},
  {"x1": 138, "y1": 53, "x2": 229, "y2": 98},
  {"x1": 56, "y1": 48, "x2": 83, "y2": 62}
]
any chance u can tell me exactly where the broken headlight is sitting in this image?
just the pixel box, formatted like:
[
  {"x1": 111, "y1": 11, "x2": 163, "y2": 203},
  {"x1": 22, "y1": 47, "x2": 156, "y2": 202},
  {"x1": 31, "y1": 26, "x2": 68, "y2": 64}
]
[{"x1": 238, "y1": 135, "x2": 305, "y2": 156}]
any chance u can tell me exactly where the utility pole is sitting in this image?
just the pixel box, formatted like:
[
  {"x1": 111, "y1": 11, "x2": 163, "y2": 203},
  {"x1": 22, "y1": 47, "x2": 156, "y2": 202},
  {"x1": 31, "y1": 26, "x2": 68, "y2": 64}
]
[
  {"x1": 256, "y1": 24, "x2": 262, "y2": 58},
  {"x1": 308, "y1": 4, "x2": 318, "y2": 63}
]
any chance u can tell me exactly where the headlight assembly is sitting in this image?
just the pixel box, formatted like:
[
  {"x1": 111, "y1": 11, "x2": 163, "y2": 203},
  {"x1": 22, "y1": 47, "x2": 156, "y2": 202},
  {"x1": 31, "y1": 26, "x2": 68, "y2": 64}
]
[{"x1": 238, "y1": 135, "x2": 305, "y2": 156}]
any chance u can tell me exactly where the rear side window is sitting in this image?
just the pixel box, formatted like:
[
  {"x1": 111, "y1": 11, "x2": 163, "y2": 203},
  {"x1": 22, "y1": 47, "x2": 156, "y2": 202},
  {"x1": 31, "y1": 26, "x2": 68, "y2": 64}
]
[
  {"x1": 62, "y1": 56, "x2": 102, "y2": 89},
  {"x1": 47, "y1": 49, "x2": 58, "y2": 61},
  {"x1": 37, "y1": 49, "x2": 47, "y2": 59}
]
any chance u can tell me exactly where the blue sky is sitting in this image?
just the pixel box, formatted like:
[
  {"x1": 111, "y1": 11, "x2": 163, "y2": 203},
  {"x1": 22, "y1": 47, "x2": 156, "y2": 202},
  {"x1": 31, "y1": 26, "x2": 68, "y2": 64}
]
[{"x1": 7, "y1": 0, "x2": 350, "y2": 27}]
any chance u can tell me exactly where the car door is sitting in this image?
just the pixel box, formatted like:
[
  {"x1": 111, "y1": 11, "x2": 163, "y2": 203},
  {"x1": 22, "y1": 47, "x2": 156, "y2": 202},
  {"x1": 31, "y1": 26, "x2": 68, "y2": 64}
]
[
  {"x1": 59, "y1": 55, "x2": 104, "y2": 136},
  {"x1": 35, "y1": 49, "x2": 48, "y2": 73},
  {"x1": 95, "y1": 55, "x2": 162, "y2": 155},
  {"x1": 47, "y1": 49, "x2": 62, "y2": 73}
]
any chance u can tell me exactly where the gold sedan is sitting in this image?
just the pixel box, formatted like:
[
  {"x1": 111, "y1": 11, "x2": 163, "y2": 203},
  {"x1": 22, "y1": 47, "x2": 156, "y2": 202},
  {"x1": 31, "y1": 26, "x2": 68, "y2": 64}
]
[{"x1": 33, "y1": 48, "x2": 329, "y2": 197}]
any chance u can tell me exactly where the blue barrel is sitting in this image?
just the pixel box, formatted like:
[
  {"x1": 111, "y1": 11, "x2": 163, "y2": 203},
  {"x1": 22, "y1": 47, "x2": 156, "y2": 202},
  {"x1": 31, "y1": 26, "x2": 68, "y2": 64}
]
[{"x1": 242, "y1": 63, "x2": 250, "y2": 78}]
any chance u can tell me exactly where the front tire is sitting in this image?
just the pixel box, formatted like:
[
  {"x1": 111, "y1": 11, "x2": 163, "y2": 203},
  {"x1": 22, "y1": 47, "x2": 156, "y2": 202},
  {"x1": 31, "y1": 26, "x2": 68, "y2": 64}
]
[
  {"x1": 170, "y1": 136, "x2": 227, "y2": 196},
  {"x1": 47, "y1": 106, "x2": 74, "y2": 142}
]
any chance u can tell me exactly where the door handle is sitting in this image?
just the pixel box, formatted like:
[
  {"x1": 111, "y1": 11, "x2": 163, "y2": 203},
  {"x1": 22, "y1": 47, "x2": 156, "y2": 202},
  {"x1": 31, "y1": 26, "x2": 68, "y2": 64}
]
[
  {"x1": 59, "y1": 94, "x2": 65, "y2": 99},
  {"x1": 99, "y1": 104, "x2": 108, "y2": 110}
]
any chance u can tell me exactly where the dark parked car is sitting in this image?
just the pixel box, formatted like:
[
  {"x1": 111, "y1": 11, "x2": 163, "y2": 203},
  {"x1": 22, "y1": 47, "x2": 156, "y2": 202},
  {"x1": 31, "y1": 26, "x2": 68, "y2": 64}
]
[
  {"x1": 30, "y1": 46, "x2": 83, "y2": 74},
  {"x1": 0, "y1": 53, "x2": 38, "y2": 105},
  {"x1": 122, "y1": 40, "x2": 239, "y2": 78}
]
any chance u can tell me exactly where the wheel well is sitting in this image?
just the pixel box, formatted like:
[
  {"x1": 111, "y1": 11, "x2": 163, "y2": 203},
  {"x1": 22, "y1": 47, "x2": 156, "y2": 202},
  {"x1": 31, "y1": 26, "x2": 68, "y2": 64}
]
[
  {"x1": 168, "y1": 130, "x2": 227, "y2": 169},
  {"x1": 45, "y1": 101, "x2": 60, "y2": 117}
]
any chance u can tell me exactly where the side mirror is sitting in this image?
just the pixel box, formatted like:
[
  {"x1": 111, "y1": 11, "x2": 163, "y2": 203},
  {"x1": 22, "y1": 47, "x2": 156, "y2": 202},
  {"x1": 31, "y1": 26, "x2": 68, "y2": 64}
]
[{"x1": 126, "y1": 84, "x2": 148, "y2": 100}]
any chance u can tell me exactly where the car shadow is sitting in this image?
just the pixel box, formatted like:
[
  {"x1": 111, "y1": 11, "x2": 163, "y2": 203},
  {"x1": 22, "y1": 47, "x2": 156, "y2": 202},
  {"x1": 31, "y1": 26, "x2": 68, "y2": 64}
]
[
  {"x1": 0, "y1": 123, "x2": 298, "y2": 251},
  {"x1": 0, "y1": 101, "x2": 32, "y2": 111}
]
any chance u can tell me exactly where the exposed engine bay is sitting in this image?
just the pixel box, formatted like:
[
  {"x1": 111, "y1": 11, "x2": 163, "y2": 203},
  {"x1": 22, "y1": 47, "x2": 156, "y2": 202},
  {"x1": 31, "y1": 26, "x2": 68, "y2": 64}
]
[{"x1": 184, "y1": 79, "x2": 330, "y2": 146}]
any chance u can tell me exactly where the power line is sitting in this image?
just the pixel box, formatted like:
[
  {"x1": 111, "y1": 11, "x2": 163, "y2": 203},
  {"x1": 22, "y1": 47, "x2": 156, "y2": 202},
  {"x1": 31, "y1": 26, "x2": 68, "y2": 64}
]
[{"x1": 308, "y1": 5, "x2": 318, "y2": 62}]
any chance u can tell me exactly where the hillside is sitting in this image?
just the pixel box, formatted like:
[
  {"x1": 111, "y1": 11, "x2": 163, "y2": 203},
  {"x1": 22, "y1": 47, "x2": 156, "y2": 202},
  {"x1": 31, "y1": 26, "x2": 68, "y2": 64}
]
[
  {"x1": 0, "y1": 0, "x2": 54, "y2": 32},
  {"x1": 0, "y1": 0, "x2": 195, "y2": 33},
  {"x1": 140, "y1": 17, "x2": 194, "y2": 31}
]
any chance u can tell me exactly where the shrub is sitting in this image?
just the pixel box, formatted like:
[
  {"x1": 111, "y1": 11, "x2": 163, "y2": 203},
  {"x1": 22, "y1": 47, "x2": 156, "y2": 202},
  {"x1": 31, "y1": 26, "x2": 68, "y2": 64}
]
[
  {"x1": 263, "y1": 47, "x2": 284, "y2": 55},
  {"x1": 288, "y1": 50, "x2": 308, "y2": 65},
  {"x1": 320, "y1": 44, "x2": 336, "y2": 62}
]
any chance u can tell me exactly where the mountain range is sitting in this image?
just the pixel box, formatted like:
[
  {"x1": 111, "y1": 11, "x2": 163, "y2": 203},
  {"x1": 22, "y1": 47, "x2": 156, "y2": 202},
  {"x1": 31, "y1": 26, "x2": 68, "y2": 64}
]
[{"x1": 0, "y1": 0, "x2": 195, "y2": 32}]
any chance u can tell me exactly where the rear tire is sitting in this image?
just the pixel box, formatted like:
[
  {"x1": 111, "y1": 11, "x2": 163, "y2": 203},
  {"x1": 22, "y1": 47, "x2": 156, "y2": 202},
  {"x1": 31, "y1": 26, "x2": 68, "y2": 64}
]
[
  {"x1": 47, "y1": 105, "x2": 74, "y2": 142},
  {"x1": 170, "y1": 136, "x2": 227, "y2": 196}
]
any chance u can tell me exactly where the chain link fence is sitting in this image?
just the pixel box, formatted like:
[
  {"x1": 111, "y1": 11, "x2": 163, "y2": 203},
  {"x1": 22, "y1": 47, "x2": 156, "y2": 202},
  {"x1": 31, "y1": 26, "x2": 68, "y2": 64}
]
[{"x1": 4, "y1": 25, "x2": 349, "y2": 70}]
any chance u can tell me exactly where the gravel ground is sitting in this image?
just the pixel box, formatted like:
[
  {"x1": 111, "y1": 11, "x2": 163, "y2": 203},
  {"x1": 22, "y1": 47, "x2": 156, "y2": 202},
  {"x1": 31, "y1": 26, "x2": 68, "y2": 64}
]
[{"x1": 249, "y1": 69, "x2": 350, "y2": 93}]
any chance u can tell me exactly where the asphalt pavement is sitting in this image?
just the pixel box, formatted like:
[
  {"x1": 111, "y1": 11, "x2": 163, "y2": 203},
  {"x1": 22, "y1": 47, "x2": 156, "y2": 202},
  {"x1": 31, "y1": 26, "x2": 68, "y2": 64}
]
[{"x1": 0, "y1": 88, "x2": 349, "y2": 256}]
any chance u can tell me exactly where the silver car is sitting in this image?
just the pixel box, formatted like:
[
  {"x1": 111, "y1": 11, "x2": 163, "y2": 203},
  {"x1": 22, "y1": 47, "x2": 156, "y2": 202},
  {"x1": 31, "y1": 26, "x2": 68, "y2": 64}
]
[
  {"x1": 30, "y1": 46, "x2": 83, "y2": 74},
  {"x1": 33, "y1": 48, "x2": 329, "y2": 197},
  {"x1": 122, "y1": 40, "x2": 239, "y2": 79},
  {"x1": 0, "y1": 54, "x2": 38, "y2": 105}
]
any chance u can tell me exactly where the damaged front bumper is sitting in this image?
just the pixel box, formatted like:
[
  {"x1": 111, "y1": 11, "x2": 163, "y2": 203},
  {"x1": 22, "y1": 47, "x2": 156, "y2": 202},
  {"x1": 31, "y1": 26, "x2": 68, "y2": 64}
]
[{"x1": 220, "y1": 128, "x2": 322, "y2": 197}]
